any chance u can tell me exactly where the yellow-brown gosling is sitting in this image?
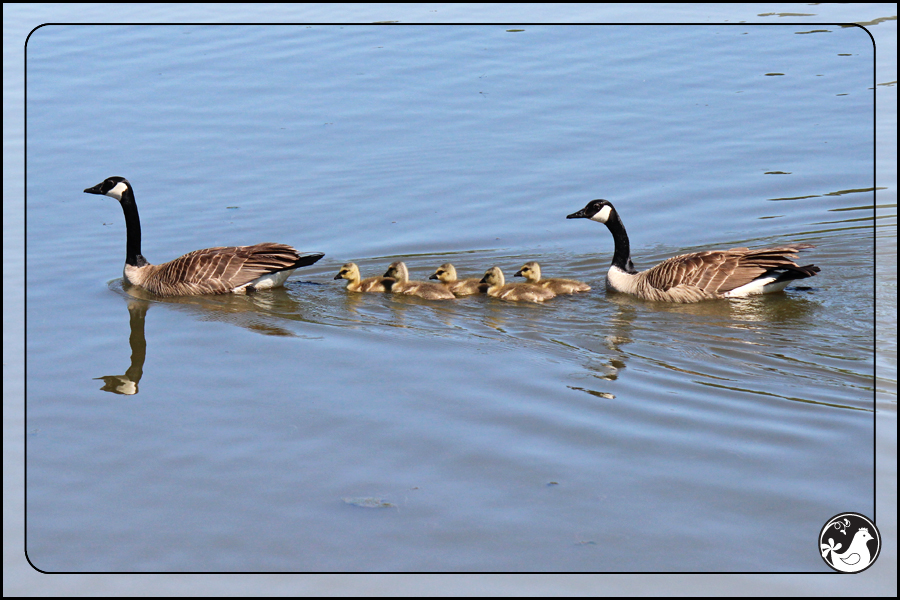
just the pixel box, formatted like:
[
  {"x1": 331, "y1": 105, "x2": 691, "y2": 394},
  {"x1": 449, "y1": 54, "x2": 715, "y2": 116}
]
[
  {"x1": 567, "y1": 199, "x2": 820, "y2": 303},
  {"x1": 383, "y1": 261, "x2": 456, "y2": 300},
  {"x1": 334, "y1": 262, "x2": 396, "y2": 292},
  {"x1": 84, "y1": 177, "x2": 324, "y2": 296},
  {"x1": 514, "y1": 261, "x2": 590, "y2": 294},
  {"x1": 429, "y1": 263, "x2": 488, "y2": 296},
  {"x1": 479, "y1": 266, "x2": 556, "y2": 303}
]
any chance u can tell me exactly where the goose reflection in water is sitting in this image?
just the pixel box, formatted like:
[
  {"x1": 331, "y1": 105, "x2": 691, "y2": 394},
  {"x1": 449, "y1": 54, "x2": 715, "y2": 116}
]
[
  {"x1": 95, "y1": 279, "x2": 323, "y2": 394},
  {"x1": 95, "y1": 300, "x2": 148, "y2": 395}
]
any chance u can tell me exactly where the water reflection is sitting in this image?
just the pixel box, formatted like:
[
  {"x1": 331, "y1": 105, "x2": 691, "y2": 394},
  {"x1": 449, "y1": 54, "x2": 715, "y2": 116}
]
[
  {"x1": 95, "y1": 300, "x2": 147, "y2": 395},
  {"x1": 95, "y1": 279, "x2": 330, "y2": 394},
  {"x1": 605, "y1": 288, "x2": 821, "y2": 326},
  {"x1": 110, "y1": 278, "x2": 320, "y2": 336},
  {"x1": 565, "y1": 290, "x2": 832, "y2": 406}
]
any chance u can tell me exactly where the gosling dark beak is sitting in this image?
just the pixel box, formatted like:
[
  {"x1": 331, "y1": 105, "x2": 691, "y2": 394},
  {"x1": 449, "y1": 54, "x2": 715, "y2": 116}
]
[
  {"x1": 428, "y1": 273, "x2": 439, "y2": 280},
  {"x1": 479, "y1": 275, "x2": 489, "y2": 284},
  {"x1": 333, "y1": 272, "x2": 343, "y2": 280},
  {"x1": 514, "y1": 269, "x2": 524, "y2": 277}
]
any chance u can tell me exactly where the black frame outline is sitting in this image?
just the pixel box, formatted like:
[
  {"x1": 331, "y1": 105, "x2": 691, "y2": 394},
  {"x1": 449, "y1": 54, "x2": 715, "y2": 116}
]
[{"x1": 22, "y1": 21, "x2": 878, "y2": 575}]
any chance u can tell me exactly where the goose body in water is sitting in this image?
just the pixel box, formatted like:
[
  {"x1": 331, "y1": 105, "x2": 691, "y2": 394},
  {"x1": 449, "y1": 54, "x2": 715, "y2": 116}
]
[
  {"x1": 480, "y1": 266, "x2": 556, "y2": 303},
  {"x1": 566, "y1": 199, "x2": 819, "y2": 303},
  {"x1": 514, "y1": 261, "x2": 590, "y2": 294},
  {"x1": 429, "y1": 263, "x2": 488, "y2": 296},
  {"x1": 384, "y1": 262, "x2": 456, "y2": 300},
  {"x1": 84, "y1": 177, "x2": 324, "y2": 296}
]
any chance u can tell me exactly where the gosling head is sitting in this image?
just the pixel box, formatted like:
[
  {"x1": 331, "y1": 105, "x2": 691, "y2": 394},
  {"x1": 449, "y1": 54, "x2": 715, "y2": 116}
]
[
  {"x1": 84, "y1": 176, "x2": 133, "y2": 202},
  {"x1": 383, "y1": 261, "x2": 409, "y2": 283},
  {"x1": 479, "y1": 266, "x2": 505, "y2": 287},
  {"x1": 334, "y1": 262, "x2": 361, "y2": 281},
  {"x1": 429, "y1": 263, "x2": 459, "y2": 283},
  {"x1": 514, "y1": 261, "x2": 542, "y2": 283},
  {"x1": 566, "y1": 199, "x2": 615, "y2": 224}
]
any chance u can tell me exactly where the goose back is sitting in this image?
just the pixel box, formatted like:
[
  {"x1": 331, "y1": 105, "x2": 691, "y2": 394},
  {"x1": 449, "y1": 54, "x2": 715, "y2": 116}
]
[
  {"x1": 126, "y1": 243, "x2": 323, "y2": 296},
  {"x1": 627, "y1": 245, "x2": 820, "y2": 302}
]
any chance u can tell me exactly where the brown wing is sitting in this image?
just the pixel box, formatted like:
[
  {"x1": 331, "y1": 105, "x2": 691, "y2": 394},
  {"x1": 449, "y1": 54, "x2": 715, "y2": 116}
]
[
  {"x1": 146, "y1": 243, "x2": 323, "y2": 295},
  {"x1": 643, "y1": 245, "x2": 817, "y2": 294}
]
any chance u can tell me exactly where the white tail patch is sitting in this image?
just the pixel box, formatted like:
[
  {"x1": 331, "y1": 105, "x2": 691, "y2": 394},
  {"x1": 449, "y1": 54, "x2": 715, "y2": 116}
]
[
  {"x1": 723, "y1": 276, "x2": 791, "y2": 297},
  {"x1": 233, "y1": 269, "x2": 295, "y2": 292}
]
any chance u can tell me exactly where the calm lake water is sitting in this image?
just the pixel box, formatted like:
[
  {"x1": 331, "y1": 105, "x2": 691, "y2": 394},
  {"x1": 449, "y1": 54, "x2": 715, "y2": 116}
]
[{"x1": 12, "y1": 5, "x2": 896, "y2": 588}]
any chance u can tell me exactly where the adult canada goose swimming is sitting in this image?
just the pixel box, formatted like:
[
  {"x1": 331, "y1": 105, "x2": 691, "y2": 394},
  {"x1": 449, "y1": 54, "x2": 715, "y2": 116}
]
[
  {"x1": 334, "y1": 262, "x2": 396, "y2": 292},
  {"x1": 514, "y1": 261, "x2": 590, "y2": 294},
  {"x1": 480, "y1": 266, "x2": 556, "y2": 303},
  {"x1": 566, "y1": 199, "x2": 820, "y2": 303},
  {"x1": 84, "y1": 176, "x2": 324, "y2": 296},
  {"x1": 428, "y1": 263, "x2": 488, "y2": 296},
  {"x1": 383, "y1": 261, "x2": 456, "y2": 300}
]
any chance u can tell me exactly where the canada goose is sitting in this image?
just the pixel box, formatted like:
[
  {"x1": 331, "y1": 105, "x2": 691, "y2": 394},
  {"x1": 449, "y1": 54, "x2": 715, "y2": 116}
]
[
  {"x1": 428, "y1": 263, "x2": 488, "y2": 296},
  {"x1": 84, "y1": 177, "x2": 324, "y2": 296},
  {"x1": 334, "y1": 262, "x2": 396, "y2": 292},
  {"x1": 383, "y1": 261, "x2": 456, "y2": 300},
  {"x1": 479, "y1": 266, "x2": 556, "y2": 303},
  {"x1": 566, "y1": 199, "x2": 820, "y2": 303},
  {"x1": 514, "y1": 261, "x2": 590, "y2": 294}
]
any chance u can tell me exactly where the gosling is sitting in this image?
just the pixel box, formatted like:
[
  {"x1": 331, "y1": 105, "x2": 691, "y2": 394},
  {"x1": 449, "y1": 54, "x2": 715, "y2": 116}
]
[
  {"x1": 384, "y1": 262, "x2": 456, "y2": 300},
  {"x1": 514, "y1": 261, "x2": 590, "y2": 294},
  {"x1": 429, "y1": 263, "x2": 488, "y2": 296},
  {"x1": 479, "y1": 266, "x2": 556, "y2": 303},
  {"x1": 334, "y1": 262, "x2": 396, "y2": 292}
]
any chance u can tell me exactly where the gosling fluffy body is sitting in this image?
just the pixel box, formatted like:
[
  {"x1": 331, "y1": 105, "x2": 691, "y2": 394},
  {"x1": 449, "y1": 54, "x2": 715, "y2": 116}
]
[
  {"x1": 334, "y1": 262, "x2": 396, "y2": 292},
  {"x1": 384, "y1": 261, "x2": 456, "y2": 300},
  {"x1": 480, "y1": 266, "x2": 556, "y2": 303},
  {"x1": 514, "y1": 262, "x2": 590, "y2": 294},
  {"x1": 429, "y1": 263, "x2": 488, "y2": 296}
]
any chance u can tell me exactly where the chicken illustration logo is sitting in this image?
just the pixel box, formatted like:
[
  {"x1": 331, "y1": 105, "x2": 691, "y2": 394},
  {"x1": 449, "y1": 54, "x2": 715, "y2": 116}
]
[{"x1": 819, "y1": 513, "x2": 881, "y2": 573}]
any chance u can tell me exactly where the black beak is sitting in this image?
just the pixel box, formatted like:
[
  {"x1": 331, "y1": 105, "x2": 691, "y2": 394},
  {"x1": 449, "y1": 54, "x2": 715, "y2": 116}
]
[
  {"x1": 514, "y1": 269, "x2": 524, "y2": 277},
  {"x1": 566, "y1": 208, "x2": 589, "y2": 219},
  {"x1": 334, "y1": 272, "x2": 343, "y2": 280},
  {"x1": 479, "y1": 275, "x2": 489, "y2": 284},
  {"x1": 428, "y1": 273, "x2": 438, "y2": 280},
  {"x1": 84, "y1": 182, "x2": 105, "y2": 195}
]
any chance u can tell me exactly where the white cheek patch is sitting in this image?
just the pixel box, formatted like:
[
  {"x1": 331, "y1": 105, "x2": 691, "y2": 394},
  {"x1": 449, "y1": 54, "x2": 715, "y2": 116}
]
[
  {"x1": 590, "y1": 205, "x2": 612, "y2": 223},
  {"x1": 106, "y1": 181, "x2": 129, "y2": 200}
]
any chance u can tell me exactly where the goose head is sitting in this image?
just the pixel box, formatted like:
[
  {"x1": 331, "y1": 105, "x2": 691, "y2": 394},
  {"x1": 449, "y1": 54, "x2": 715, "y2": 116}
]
[
  {"x1": 566, "y1": 199, "x2": 615, "y2": 224},
  {"x1": 479, "y1": 266, "x2": 505, "y2": 287},
  {"x1": 383, "y1": 261, "x2": 409, "y2": 283},
  {"x1": 514, "y1": 261, "x2": 542, "y2": 282},
  {"x1": 429, "y1": 263, "x2": 458, "y2": 283},
  {"x1": 84, "y1": 176, "x2": 132, "y2": 202}
]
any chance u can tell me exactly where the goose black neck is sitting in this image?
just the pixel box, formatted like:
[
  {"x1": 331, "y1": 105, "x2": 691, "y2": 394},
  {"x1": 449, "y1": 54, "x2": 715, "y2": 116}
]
[
  {"x1": 605, "y1": 209, "x2": 636, "y2": 273},
  {"x1": 119, "y1": 188, "x2": 147, "y2": 267}
]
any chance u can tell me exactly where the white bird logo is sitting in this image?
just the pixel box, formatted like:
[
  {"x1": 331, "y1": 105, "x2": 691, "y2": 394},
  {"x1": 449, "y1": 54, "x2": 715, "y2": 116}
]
[{"x1": 821, "y1": 527, "x2": 875, "y2": 573}]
